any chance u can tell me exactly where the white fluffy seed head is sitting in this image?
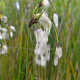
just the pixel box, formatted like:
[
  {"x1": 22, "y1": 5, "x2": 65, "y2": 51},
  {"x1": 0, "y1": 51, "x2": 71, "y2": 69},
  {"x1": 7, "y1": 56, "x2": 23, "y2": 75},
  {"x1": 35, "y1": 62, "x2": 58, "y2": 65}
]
[
  {"x1": 9, "y1": 26, "x2": 16, "y2": 37},
  {"x1": 53, "y1": 13, "x2": 58, "y2": 29},
  {"x1": 54, "y1": 55, "x2": 58, "y2": 66},
  {"x1": 34, "y1": 42, "x2": 43, "y2": 55},
  {"x1": 42, "y1": 10, "x2": 48, "y2": 17},
  {"x1": 34, "y1": 28, "x2": 48, "y2": 43},
  {"x1": 55, "y1": 46, "x2": 62, "y2": 59},
  {"x1": 34, "y1": 41, "x2": 50, "y2": 67},
  {"x1": 46, "y1": 44, "x2": 50, "y2": 61},
  {"x1": 40, "y1": 12, "x2": 52, "y2": 35},
  {"x1": 2, "y1": 33, "x2": 9, "y2": 40},
  {"x1": 54, "y1": 45, "x2": 62, "y2": 66},
  {"x1": 1, "y1": 44, "x2": 8, "y2": 54},
  {"x1": 10, "y1": 31, "x2": 13, "y2": 37},
  {"x1": 41, "y1": 56, "x2": 47, "y2": 67},
  {"x1": 2, "y1": 28, "x2": 7, "y2": 33},
  {"x1": 34, "y1": 28, "x2": 50, "y2": 67},
  {"x1": 36, "y1": 12, "x2": 52, "y2": 35},
  {"x1": 1, "y1": 28, "x2": 9, "y2": 40},
  {"x1": 35, "y1": 54, "x2": 41, "y2": 65},
  {"x1": 42, "y1": 30, "x2": 48, "y2": 43},
  {"x1": 34, "y1": 28, "x2": 43, "y2": 43},
  {"x1": 0, "y1": 34, "x2": 2, "y2": 40},
  {"x1": 1, "y1": 16, "x2": 7, "y2": 24},
  {"x1": 42, "y1": 0, "x2": 50, "y2": 8},
  {"x1": 10, "y1": 26, "x2": 16, "y2": 31}
]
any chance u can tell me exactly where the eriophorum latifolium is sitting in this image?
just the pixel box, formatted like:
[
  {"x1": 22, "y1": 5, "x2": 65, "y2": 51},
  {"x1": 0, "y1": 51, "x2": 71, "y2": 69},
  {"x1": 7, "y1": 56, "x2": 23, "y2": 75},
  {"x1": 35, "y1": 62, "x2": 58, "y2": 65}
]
[
  {"x1": 29, "y1": 0, "x2": 62, "y2": 67},
  {"x1": 0, "y1": 14, "x2": 16, "y2": 55},
  {"x1": 0, "y1": 0, "x2": 80, "y2": 80}
]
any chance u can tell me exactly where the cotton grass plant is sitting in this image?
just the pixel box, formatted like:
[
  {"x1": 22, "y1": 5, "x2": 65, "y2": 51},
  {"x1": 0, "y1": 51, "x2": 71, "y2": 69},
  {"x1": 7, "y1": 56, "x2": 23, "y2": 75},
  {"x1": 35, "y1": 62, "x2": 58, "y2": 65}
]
[
  {"x1": 0, "y1": 0, "x2": 80, "y2": 80},
  {"x1": 0, "y1": 14, "x2": 16, "y2": 55},
  {"x1": 29, "y1": 0, "x2": 62, "y2": 67}
]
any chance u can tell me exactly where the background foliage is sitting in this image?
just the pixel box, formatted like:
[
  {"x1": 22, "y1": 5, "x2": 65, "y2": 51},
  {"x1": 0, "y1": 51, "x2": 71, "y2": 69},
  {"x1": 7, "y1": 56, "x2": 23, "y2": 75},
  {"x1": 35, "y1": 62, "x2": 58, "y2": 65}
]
[{"x1": 0, "y1": 0, "x2": 80, "y2": 80}]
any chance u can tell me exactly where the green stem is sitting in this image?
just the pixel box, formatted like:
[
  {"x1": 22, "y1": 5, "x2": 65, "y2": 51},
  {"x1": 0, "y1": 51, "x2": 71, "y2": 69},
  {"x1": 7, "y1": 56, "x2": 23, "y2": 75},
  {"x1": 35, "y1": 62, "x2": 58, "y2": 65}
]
[
  {"x1": 33, "y1": 4, "x2": 38, "y2": 15},
  {"x1": 18, "y1": 1, "x2": 24, "y2": 80},
  {"x1": 26, "y1": 27, "x2": 29, "y2": 80},
  {"x1": 52, "y1": 22, "x2": 59, "y2": 43},
  {"x1": 19, "y1": 71, "x2": 26, "y2": 76},
  {"x1": 50, "y1": 0, "x2": 57, "y2": 11},
  {"x1": 17, "y1": 23, "x2": 23, "y2": 80}
]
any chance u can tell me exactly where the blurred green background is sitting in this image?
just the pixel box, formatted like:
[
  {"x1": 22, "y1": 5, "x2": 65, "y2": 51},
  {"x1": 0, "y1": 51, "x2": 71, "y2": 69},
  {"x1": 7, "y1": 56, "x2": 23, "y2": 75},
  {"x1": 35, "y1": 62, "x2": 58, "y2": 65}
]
[{"x1": 0, "y1": 0, "x2": 80, "y2": 80}]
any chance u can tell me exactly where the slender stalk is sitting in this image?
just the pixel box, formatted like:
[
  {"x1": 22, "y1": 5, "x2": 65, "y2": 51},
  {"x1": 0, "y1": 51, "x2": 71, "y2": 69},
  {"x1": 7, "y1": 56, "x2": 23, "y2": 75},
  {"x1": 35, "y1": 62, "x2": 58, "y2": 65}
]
[
  {"x1": 52, "y1": 22, "x2": 59, "y2": 43},
  {"x1": 19, "y1": 71, "x2": 26, "y2": 76},
  {"x1": 17, "y1": 36, "x2": 23, "y2": 80},
  {"x1": 17, "y1": 26, "x2": 23, "y2": 80},
  {"x1": 50, "y1": 0, "x2": 57, "y2": 11},
  {"x1": 17, "y1": 1, "x2": 24, "y2": 80},
  {"x1": 26, "y1": 27, "x2": 29, "y2": 80},
  {"x1": 33, "y1": 4, "x2": 38, "y2": 14}
]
